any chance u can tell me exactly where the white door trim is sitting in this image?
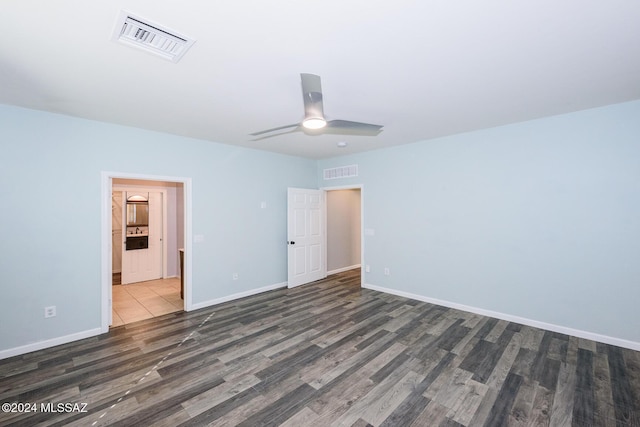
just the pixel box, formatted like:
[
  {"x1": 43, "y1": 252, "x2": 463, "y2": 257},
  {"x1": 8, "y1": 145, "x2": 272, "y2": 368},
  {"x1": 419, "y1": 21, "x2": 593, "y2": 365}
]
[
  {"x1": 321, "y1": 184, "x2": 364, "y2": 286},
  {"x1": 101, "y1": 172, "x2": 193, "y2": 332}
]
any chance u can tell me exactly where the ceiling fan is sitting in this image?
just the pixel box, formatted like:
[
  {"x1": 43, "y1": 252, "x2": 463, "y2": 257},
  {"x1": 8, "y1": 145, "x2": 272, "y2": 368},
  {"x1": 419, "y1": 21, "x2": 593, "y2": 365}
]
[{"x1": 250, "y1": 73, "x2": 383, "y2": 140}]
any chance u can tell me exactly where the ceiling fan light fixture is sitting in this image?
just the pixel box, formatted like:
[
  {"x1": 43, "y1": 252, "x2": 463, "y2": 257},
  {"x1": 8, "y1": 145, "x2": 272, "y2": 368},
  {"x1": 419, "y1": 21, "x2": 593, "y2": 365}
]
[{"x1": 302, "y1": 117, "x2": 327, "y2": 130}]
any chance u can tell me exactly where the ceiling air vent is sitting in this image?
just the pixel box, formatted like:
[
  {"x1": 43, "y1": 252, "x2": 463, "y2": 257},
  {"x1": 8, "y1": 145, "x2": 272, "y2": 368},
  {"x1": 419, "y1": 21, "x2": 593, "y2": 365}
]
[
  {"x1": 112, "y1": 11, "x2": 195, "y2": 63},
  {"x1": 323, "y1": 165, "x2": 358, "y2": 180}
]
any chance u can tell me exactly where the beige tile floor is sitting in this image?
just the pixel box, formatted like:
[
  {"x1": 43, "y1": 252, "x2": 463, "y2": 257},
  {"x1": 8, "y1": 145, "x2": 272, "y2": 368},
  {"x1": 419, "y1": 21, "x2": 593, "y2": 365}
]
[{"x1": 111, "y1": 277, "x2": 183, "y2": 327}]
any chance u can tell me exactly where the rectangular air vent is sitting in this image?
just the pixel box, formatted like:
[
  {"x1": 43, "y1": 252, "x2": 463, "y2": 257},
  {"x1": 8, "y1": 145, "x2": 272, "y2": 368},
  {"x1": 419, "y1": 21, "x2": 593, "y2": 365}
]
[
  {"x1": 112, "y1": 11, "x2": 195, "y2": 63},
  {"x1": 323, "y1": 165, "x2": 358, "y2": 180}
]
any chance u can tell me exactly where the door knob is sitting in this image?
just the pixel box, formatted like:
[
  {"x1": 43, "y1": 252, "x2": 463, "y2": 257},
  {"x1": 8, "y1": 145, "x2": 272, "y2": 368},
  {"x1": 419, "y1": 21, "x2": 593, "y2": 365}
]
[{"x1": 288, "y1": 241, "x2": 296, "y2": 245}]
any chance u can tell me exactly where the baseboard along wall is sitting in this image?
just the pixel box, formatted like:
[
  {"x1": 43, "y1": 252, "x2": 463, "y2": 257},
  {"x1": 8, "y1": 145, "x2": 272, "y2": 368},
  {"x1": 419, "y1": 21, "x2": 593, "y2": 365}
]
[{"x1": 363, "y1": 283, "x2": 640, "y2": 352}]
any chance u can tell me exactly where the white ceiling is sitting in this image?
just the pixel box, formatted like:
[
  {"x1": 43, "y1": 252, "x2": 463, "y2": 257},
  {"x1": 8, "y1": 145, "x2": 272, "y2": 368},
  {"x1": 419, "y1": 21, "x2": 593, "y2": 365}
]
[{"x1": 2, "y1": 1, "x2": 639, "y2": 159}]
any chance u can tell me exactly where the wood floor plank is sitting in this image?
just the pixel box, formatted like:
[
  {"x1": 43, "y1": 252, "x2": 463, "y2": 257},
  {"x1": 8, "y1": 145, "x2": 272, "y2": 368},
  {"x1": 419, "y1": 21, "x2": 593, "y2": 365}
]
[
  {"x1": 482, "y1": 372, "x2": 523, "y2": 426},
  {"x1": 306, "y1": 332, "x2": 398, "y2": 390},
  {"x1": 328, "y1": 354, "x2": 416, "y2": 426},
  {"x1": 607, "y1": 345, "x2": 640, "y2": 426},
  {"x1": 527, "y1": 384, "x2": 555, "y2": 427},
  {"x1": 510, "y1": 347, "x2": 537, "y2": 379},
  {"x1": 484, "y1": 319, "x2": 509, "y2": 343},
  {"x1": 520, "y1": 326, "x2": 545, "y2": 351},
  {"x1": 1, "y1": 268, "x2": 640, "y2": 427},
  {"x1": 362, "y1": 370, "x2": 425, "y2": 425},
  {"x1": 306, "y1": 371, "x2": 376, "y2": 425},
  {"x1": 467, "y1": 387, "x2": 500, "y2": 427},
  {"x1": 234, "y1": 383, "x2": 318, "y2": 427},
  {"x1": 472, "y1": 329, "x2": 516, "y2": 384},
  {"x1": 450, "y1": 317, "x2": 489, "y2": 356},
  {"x1": 410, "y1": 400, "x2": 449, "y2": 426},
  {"x1": 378, "y1": 391, "x2": 430, "y2": 427},
  {"x1": 423, "y1": 357, "x2": 465, "y2": 402},
  {"x1": 549, "y1": 361, "x2": 577, "y2": 426},
  {"x1": 446, "y1": 378, "x2": 488, "y2": 426},
  {"x1": 592, "y1": 350, "x2": 617, "y2": 427},
  {"x1": 508, "y1": 377, "x2": 536, "y2": 426},
  {"x1": 539, "y1": 357, "x2": 561, "y2": 391},
  {"x1": 306, "y1": 343, "x2": 409, "y2": 424},
  {"x1": 486, "y1": 330, "x2": 522, "y2": 390},
  {"x1": 180, "y1": 373, "x2": 260, "y2": 418},
  {"x1": 572, "y1": 348, "x2": 596, "y2": 426},
  {"x1": 426, "y1": 367, "x2": 473, "y2": 407},
  {"x1": 337, "y1": 369, "x2": 424, "y2": 427},
  {"x1": 279, "y1": 406, "x2": 320, "y2": 427}
]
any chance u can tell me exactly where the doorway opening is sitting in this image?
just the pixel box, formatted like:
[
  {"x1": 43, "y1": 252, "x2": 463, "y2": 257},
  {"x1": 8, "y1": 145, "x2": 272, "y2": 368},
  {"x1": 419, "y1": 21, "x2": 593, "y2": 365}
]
[
  {"x1": 111, "y1": 179, "x2": 183, "y2": 325},
  {"x1": 101, "y1": 172, "x2": 192, "y2": 332},
  {"x1": 324, "y1": 185, "x2": 363, "y2": 286},
  {"x1": 286, "y1": 185, "x2": 363, "y2": 289}
]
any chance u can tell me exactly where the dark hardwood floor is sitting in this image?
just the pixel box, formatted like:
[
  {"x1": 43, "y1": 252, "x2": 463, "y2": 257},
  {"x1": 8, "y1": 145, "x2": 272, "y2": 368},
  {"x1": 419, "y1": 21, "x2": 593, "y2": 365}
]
[{"x1": 1, "y1": 269, "x2": 639, "y2": 426}]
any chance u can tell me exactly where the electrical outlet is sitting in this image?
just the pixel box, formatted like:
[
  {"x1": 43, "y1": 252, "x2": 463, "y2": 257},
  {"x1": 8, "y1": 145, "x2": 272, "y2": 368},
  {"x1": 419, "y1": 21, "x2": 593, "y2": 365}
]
[
  {"x1": 232, "y1": 273, "x2": 238, "y2": 280},
  {"x1": 365, "y1": 265, "x2": 370, "y2": 273},
  {"x1": 384, "y1": 268, "x2": 390, "y2": 276},
  {"x1": 44, "y1": 306, "x2": 56, "y2": 318}
]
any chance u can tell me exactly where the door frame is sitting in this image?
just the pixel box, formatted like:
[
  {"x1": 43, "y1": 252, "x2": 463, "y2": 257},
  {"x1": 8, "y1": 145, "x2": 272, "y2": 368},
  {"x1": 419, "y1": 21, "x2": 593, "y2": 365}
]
[
  {"x1": 100, "y1": 171, "x2": 193, "y2": 332},
  {"x1": 321, "y1": 184, "x2": 364, "y2": 286}
]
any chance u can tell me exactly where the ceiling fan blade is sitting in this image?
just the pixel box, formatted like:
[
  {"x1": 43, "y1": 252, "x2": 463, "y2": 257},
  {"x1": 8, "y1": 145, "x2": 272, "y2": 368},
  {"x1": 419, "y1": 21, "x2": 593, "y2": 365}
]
[
  {"x1": 326, "y1": 119, "x2": 384, "y2": 135},
  {"x1": 249, "y1": 123, "x2": 300, "y2": 136},
  {"x1": 251, "y1": 126, "x2": 302, "y2": 141},
  {"x1": 301, "y1": 73, "x2": 322, "y2": 94},
  {"x1": 300, "y1": 73, "x2": 324, "y2": 119}
]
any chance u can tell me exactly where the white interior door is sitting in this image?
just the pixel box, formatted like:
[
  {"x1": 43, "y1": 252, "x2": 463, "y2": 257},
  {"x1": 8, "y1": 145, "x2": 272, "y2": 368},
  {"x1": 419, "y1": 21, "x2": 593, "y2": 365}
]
[
  {"x1": 121, "y1": 191, "x2": 163, "y2": 284},
  {"x1": 287, "y1": 188, "x2": 326, "y2": 288}
]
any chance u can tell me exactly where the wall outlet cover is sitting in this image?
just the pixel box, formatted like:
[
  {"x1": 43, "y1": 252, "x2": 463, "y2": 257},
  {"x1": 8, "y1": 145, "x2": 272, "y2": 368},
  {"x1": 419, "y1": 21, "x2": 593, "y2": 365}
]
[{"x1": 44, "y1": 306, "x2": 56, "y2": 318}]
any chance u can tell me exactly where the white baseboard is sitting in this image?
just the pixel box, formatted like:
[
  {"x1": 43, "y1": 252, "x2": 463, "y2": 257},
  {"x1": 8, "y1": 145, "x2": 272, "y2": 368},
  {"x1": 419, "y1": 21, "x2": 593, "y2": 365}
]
[
  {"x1": 328, "y1": 264, "x2": 361, "y2": 275},
  {"x1": 363, "y1": 283, "x2": 640, "y2": 352},
  {"x1": 0, "y1": 328, "x2": 103, "y2": 360},
  {"x1": 190, "y1": 282, "x2": 288, "y2": 311},
  {"x1": 1, "y1": 281, "x2": 288, "y2": 360}
]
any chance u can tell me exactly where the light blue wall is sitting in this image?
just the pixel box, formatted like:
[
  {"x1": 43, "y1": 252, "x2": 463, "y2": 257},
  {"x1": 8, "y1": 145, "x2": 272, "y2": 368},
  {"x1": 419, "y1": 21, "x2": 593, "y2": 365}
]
[
  {"x1": 318, "y1": 100, "x2": 640, "y2": 344},
  {"x1": 0, "y1": 105, "x2": 316, "y2": 352},
  {"x1": 2, "y1": 100, "x2": 639, "y2": 354}
]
